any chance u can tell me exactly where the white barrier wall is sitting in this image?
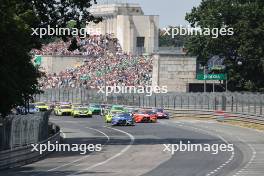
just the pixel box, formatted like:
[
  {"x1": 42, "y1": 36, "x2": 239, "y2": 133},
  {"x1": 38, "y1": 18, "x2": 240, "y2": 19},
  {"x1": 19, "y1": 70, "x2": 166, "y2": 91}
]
[
  {"x1": 40, "y1": 56, "x2": 85, "y2": 74},
  {"x1": 152, "y1": 53, "x2": 204, "y2": 92}
]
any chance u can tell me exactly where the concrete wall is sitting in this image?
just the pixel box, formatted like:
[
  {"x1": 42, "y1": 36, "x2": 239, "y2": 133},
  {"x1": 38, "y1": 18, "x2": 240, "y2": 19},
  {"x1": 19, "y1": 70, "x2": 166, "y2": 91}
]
[
  {"x1": 41, "y1": 56, "x2": 85, "y2": 74},
  {"x1": 152, "y1": 53, "x2": 206, "y2": 92}
]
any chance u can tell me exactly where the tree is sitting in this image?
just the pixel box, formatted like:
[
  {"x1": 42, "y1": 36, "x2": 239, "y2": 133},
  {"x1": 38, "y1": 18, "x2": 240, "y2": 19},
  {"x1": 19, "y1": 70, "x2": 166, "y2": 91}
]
[
  {"x1": 185, "y1": 0, "x2": 264, "y2": 92},
  {"x1": 0, "y1": 0, "x2": 101, "y2": 117},
  {"x1": 159, "y1": 27, "x2": 189, "y2": 47}
]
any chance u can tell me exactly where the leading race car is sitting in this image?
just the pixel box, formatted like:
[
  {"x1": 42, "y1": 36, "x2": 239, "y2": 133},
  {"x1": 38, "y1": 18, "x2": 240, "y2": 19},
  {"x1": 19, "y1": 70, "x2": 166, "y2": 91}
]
[
  {"x1": 16, "y1": 104, "x2": 40, "y2": 115},
  {"x1": 111, "y1": 113, "x2": 135, "y2": 126},
  {"x1": 152, "y1": 108, "x2": 169, "y2": 119},
  {"x1": 28, "y1": 104, "x2": 40, "y2": 114},
  {"x1": 72, "y1": 106, "x2": 92, "y2": 118},
  {"x1": 35, "y1": 102, "x2": 49, "y2": 111},
  {"x1": 133, "y1": 110, "x2": 158, "y2": 123}
]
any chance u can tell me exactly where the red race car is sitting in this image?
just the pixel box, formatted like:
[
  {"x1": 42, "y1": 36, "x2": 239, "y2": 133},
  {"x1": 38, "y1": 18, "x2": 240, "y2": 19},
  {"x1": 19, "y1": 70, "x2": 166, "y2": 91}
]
[
  {"x1": 152, "y1": 108, "x2": 169, "y2": 119},
  {"x1": 133, "y1": 110, "x2": 157, "y2": 123}
]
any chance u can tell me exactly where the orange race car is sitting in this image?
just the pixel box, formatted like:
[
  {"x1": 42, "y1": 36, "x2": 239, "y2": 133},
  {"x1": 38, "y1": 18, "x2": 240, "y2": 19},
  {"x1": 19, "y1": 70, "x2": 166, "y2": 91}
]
[{"x1": 133, "y1": 110, "x2": 157, "y2": 123}]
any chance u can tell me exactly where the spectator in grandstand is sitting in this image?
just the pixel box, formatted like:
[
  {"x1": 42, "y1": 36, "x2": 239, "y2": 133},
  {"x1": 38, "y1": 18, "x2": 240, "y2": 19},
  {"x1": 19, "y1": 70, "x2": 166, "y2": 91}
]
[{"x1": 36, "y1": 34, "x2": 153, "y2": 89}]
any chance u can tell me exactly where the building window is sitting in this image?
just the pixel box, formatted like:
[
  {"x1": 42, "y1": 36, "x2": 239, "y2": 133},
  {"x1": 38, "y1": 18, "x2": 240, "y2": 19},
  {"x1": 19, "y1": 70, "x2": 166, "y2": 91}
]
[{"x1": 136, "y1": 37, "x2": 145, "y2": 47}]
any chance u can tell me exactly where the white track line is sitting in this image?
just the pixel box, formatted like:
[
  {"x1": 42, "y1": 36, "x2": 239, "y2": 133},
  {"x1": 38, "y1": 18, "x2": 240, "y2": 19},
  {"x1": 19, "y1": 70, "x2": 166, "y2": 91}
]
[
  {"x1": 61, "y1": 130, "x2": 66, "y2": 138},
  {"x1": 31, "y1": 127, "x2": 110, "y2": 175},
  {"x1": 232, "y1": 137, "x2": 256, "y2": 176},
  {"x1": 68, "y1": 126, "x2": 135, "y2": 176},
  {"x1": 160, "y1": 121, "x2": 235, "y2": 176}
]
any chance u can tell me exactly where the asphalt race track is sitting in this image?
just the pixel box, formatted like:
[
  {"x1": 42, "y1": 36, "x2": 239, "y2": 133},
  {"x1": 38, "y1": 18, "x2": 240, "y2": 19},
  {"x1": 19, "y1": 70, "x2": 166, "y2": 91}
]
[{"x1": 2, "y1": 114, "x2": 264, "y2": 176}]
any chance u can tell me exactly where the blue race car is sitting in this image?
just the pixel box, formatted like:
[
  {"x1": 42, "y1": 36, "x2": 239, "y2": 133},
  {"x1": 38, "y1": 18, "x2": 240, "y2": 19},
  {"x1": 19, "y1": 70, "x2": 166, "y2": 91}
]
[
  {"x1": 111, "y1": 113, "x2": 135, "y2": 126},
  {"x1": 16, "y1": 104, "x2": 39, "y2": 115},
  {"x1": 28, "y1": 104, "x2": 40, "y2": 114}
]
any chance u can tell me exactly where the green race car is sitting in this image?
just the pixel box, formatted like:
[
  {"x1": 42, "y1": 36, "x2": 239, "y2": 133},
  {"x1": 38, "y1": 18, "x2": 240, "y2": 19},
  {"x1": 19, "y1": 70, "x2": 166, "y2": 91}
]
[
  {"x1": 110, "y1": 105, "x2": 128, "y2": 113},
  {"x1": 89, "y1": 104, "x2": 101, "y2": 115},
  {"x1": 72, "y1": 107, "x2": 92, "y2": 118}
]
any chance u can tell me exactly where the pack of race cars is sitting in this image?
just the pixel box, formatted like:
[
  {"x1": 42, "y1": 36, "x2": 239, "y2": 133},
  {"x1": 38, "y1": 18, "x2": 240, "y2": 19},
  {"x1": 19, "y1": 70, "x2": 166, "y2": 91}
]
[{"x1": 15, "y1": 101, "x2": 169, "y2": 126}]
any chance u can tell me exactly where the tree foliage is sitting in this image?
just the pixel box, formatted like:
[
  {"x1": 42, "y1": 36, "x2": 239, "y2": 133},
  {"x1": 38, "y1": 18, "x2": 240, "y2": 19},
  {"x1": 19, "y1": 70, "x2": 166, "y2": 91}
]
[
  {"x1": 159, "y1": 27, "x2": 189, "y2": 47},
  {"x1": 0, "y1": 0, "x2": 101, "y2": 117},
  {"x1": 185, "y1": 0, "x2": 264, "y2": 92}
]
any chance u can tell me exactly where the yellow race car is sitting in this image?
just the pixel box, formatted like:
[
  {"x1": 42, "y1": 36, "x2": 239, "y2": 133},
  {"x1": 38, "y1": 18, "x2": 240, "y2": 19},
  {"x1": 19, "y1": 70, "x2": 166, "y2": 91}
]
[
  {"x1": 35, "y1": 102, "x2": 49, "y2": 111},
  {"x1": 55, "y1": 105, "x2": 72, "y2": 116},
  {"x1": 72, "y1": 107, "x2": 92, "y2": 118},
  {"x1": 104, "y1": 110, "x2": 124, "y2": 123}
]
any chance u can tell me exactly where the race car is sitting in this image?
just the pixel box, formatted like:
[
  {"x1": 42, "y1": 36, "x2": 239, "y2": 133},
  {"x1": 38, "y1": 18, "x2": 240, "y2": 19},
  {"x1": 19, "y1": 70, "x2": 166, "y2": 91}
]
[
  {"x1": 72, "y1": 106, "x2": 92, "y2": 118},
  {"x1": 110, "y1": 105, "x2": 127, "y2": 113},
  {"x1": 34, "y1": 102, "x2": 49, "y2": 111},
  {"x1": 16, "y1": 104, "x2": 40, "y2": 114},
  {"x1": 126, "y1": 107, "x2": 139, "y2": 116},
  {"x1": 152, "y1": 108, "x2": 169, "y2": 119},
  {"x1": 71, "y1": 103, "x2": 82, "y2": 109},
  {"x1": 89, "y1": 104, "x2": 101, "y2": 115},
  {"x1": 100, "y1": 104, "x2": 111, "y2": 115},
  {"x1": 133, "y1": 110, "x2": 158, "y2": 123},
  {"x1": 28, "y1": 103, "x2": 40, "y2": 114},
  {"x1": 55, "y1": 105, "x2": 72, "y2": 116},
  {"x1": 104, "y1": 110, "x2": 124, "y2": 123},
  {"x1": 15, "y1": 106, "x2": 27, "y2": 115},
  {"x1": 111, "y1": 113, "x2": 134, "y2": 126}
]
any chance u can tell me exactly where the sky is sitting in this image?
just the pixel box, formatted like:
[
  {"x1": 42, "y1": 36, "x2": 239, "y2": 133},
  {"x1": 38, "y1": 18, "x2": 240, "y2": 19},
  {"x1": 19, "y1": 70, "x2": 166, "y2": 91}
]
[{"x1": 97, "y1": 0, "x2": 202, "y2": 28}]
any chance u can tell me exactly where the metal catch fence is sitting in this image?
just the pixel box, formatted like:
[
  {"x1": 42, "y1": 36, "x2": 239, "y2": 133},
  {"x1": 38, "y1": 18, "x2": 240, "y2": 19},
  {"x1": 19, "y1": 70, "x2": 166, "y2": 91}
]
[{"x1": 35, "y1": 88, "x2": 264, "y2": 116}]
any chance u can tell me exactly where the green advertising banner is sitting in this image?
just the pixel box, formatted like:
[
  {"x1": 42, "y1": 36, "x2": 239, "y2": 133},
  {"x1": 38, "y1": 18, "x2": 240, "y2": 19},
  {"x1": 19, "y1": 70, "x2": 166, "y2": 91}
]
[
  {"x1": 197, "y1": 74, "x2": 227, "y2": 80},
  {"x1": 34, "y1": 55, "x2": 42, "y2": 66}
]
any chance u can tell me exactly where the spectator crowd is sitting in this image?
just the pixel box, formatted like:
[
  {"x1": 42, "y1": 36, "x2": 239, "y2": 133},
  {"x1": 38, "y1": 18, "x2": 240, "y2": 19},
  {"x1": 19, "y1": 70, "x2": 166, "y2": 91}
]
[{"x1": 34, "y1": 34, "x2": 153, "y2": 89}]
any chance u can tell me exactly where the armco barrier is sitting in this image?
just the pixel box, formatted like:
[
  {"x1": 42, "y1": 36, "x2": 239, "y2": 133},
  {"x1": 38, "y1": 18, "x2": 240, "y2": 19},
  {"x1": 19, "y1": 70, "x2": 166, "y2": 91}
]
[
  {"x1": 164, "y1": 108, "x2": 264, "y2": 125},
  {"x1": 0, "y1": 123, "x2": 60, "y2": 170}
]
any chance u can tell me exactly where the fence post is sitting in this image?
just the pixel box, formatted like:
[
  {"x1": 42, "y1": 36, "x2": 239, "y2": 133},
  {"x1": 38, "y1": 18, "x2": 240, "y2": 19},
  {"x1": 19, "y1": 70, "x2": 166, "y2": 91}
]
[
  {"x1": 180, "y1": 96, "x2": 183, "y2": 109},
  {"x1": 248, "y1": 98, "x2": 250, "y2": 113},
  {"x1": 242, "y1": 96, "x2": 244, "y2": 113},
  {"x1": 260, "y1": 97, "x2": 263, "y2": 115},
  {"x1": 231, "y1": 96, "x2": 234, "y2": 112},
  {"x1": 201, "y1": 94, "x2": 206, "y2": 109},
  {"x1": 167, "y1": 96, "x2": 170, "y2": 108},
  {"x1": 173, "y1": 96, "x2": 176, "y2": 109},
  {"x1": 207, "y1": 96, "x2": 210, "y2": 110},
  {"x1": 67, "y1": 89, "x2": 69, "y2": 102},
  {"x1": 161, "y1": 95, "x2": 164, "y2": 108},
  {"x1": 254, "y1": 98, "x2": 257, "y2": 114},
  {"x1": 214, "y1": 97, "x2": 217, "y2": 110},
  {"x1": 155, "y1": 95, "x2": 157, "y2": 108},
  {"x1": 236, "y1": 95, "x2": 238, "y2": 112},
  {"x1": 58, "y1": 89, "x2": 61, "y2": 102},
  {"x1": 138, "y1": 95, "x2": 141, "y2": 107},
  {"x1": 222, "y1": 95, "x2": 226, "y2": 111}
]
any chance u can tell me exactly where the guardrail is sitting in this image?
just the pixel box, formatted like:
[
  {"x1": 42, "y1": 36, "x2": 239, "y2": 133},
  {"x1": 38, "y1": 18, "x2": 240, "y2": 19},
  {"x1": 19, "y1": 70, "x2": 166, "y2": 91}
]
[
  {"x1": 164, "y1": 108, "x2": 264, "y2": 125},
  {"x1": 0, "y1": 123, "x2": 60, "y2": 170},
  {"x1": 130, "y1": 103, "x2": 264, "y2": 125}
]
